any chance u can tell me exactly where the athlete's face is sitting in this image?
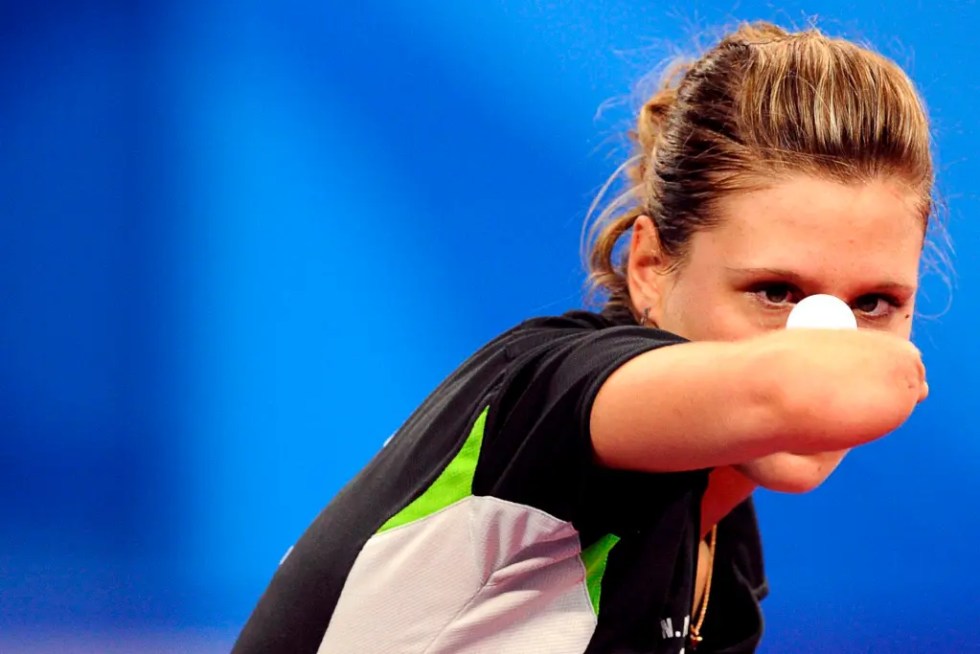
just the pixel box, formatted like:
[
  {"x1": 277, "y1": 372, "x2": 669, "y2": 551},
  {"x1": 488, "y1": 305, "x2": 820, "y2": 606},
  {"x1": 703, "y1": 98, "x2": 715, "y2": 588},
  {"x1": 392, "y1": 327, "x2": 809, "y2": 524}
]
[{"x1": 628, "y1": 175, "x2": 925, "y2": 342}]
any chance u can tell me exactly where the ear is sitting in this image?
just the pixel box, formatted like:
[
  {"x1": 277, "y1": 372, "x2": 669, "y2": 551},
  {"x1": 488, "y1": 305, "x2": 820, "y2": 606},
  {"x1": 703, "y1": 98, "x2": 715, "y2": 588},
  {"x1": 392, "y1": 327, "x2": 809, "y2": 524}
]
[{"x1": 627, "y1": 215, "x2": 670, "y2": 325}]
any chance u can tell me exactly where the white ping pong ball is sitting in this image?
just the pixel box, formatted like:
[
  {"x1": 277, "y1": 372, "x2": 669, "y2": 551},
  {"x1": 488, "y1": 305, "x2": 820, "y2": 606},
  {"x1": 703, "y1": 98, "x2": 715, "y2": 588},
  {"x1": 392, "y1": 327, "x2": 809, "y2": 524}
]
[{"x1": 785, "y1": 294, "x2": 858, "y2": 330}]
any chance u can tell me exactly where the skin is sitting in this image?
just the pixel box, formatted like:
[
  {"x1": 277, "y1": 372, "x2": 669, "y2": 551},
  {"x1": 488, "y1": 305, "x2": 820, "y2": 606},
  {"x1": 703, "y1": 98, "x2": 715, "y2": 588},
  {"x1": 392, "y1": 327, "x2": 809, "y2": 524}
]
[{"x1": 624, "y1": 174, "x2": 925, "y2": 607}]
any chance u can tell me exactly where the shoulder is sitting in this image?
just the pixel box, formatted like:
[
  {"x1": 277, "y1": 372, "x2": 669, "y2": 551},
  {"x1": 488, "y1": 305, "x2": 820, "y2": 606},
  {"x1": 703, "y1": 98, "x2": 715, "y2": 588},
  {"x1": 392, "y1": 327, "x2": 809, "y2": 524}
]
[
  {"x1": 499, "y1": 308, "x2": 681, "y2": 357},
  {"x1": 510, "y1": 309, "x2": 623, "y2": 334}
]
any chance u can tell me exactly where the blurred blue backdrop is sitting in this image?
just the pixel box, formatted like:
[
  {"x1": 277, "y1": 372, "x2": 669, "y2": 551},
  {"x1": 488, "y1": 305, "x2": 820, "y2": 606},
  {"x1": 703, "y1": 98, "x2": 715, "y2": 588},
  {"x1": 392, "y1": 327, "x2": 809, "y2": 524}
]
[{"x1": 2, "y1": 1, "x2": 978, "y2": 652}]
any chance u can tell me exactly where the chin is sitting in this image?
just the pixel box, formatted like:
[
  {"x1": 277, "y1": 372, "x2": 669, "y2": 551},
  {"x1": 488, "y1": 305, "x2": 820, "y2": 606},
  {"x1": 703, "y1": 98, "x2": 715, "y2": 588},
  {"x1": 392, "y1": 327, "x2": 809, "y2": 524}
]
[
  {"x1": 735, "y1": 451, "x2": 847, "y2": 494},
  {"x1": 760, "y1": 473, "x2": 826, "y2": 494}
]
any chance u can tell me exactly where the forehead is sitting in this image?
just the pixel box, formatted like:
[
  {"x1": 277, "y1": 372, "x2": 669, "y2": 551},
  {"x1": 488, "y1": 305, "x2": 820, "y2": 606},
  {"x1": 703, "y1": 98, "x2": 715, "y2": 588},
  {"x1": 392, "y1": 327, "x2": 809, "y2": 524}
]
[{"x1": 696, "y1": 175, "x2": 924, "y2": 281}]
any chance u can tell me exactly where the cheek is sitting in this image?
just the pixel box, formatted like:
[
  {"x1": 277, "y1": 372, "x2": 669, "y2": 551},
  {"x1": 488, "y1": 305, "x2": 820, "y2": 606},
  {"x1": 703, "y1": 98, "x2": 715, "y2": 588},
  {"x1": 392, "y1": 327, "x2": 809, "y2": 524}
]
[
  {"x1": 892, "y1": 305, "x2": 916, "y2": 339},
  {"x1": 716, "y1": 309, "x2": 777, "y2": 341},
  {"x1": 661, "y1": 280, "x2": 761, "y2": 341}
]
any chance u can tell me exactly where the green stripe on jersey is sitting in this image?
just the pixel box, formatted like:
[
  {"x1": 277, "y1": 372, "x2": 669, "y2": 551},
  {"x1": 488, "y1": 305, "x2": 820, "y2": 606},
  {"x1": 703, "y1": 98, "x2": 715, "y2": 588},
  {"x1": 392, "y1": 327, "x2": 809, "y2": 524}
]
[
  {"x1": 581, "y1": 533, "x2": 621, "y2": 615},
  {"x1": 377, "y1": 406, "x2": 489, "y2": 533}
]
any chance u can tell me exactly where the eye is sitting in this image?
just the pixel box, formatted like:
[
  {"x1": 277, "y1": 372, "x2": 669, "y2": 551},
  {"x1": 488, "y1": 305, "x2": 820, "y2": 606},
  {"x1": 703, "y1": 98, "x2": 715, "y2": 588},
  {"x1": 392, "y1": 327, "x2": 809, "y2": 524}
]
[
  {"x1": 751, "y1": 282, "x2": 800, "y2": 307},
  {"x1": 852, "y1": 294, "x2": 900, "y2": 318}
]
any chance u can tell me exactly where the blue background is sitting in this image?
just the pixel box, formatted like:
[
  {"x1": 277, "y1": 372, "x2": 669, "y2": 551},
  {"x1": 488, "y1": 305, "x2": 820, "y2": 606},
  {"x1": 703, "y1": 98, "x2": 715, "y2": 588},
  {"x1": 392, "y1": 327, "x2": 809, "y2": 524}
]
[{"x1": 2, "y1": 2, "x2": 978, "y2": 652}]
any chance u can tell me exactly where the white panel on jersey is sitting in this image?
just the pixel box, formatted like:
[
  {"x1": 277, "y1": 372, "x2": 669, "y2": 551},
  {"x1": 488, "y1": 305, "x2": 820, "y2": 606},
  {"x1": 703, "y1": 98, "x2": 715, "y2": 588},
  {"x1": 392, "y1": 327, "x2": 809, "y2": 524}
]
[{"x1": 317, "y1": 495, "x2": 597, "y2": 653}]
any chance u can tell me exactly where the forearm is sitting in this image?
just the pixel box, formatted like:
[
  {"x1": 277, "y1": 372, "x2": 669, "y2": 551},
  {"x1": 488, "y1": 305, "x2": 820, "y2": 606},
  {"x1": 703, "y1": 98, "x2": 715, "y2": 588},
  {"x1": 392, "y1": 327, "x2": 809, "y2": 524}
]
[{"x1": 591, "y1": 329, "x2": 914, "y2": 475}]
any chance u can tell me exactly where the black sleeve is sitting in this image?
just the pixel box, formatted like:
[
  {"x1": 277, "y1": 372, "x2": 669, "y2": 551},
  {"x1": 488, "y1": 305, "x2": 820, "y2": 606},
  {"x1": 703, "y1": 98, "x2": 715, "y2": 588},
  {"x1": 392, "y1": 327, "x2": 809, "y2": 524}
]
[{"x1": 472, "y1": 323, "x2": 707, "y2": 538}]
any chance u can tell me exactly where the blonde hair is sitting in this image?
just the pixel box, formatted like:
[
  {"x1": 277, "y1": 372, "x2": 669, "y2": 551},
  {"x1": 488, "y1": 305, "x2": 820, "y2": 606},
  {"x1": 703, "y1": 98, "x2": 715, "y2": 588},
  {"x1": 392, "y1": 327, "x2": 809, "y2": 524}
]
[{"x1": 586, "y1": 22, "x2": 937, "y2": 314}]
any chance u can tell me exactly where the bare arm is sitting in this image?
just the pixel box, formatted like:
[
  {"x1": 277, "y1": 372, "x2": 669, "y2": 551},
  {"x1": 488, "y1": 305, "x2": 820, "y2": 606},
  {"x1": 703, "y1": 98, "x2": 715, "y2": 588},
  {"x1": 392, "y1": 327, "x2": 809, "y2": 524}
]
[
  {"x1": 591, "y1": 339, "x2": 785, "y2": 471},
  {"x1": 590, "y1": 328, "x2": 926, "y2": 474}
]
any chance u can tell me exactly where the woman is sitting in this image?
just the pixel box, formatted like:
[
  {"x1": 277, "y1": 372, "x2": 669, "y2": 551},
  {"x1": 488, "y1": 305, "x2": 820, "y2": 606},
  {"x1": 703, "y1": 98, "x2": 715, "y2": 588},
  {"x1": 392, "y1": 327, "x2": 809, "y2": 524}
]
[{"x1": 234, "y1": 22, "x2": 934, "y2": 653}]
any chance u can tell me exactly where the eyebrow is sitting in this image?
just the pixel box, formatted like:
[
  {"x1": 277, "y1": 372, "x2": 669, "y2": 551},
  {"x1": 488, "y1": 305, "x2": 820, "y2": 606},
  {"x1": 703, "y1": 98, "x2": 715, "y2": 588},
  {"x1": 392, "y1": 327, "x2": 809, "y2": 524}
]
[{"x1": 725, "y1": 267, "x2": 917, "y2": 297}]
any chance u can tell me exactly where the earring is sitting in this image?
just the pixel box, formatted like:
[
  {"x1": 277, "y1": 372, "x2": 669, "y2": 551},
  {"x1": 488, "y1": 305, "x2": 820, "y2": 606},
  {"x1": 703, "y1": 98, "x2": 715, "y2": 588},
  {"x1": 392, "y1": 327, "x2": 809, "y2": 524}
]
[{"x1": 640, "y1": 307, "x2": 651, "y2": 326}]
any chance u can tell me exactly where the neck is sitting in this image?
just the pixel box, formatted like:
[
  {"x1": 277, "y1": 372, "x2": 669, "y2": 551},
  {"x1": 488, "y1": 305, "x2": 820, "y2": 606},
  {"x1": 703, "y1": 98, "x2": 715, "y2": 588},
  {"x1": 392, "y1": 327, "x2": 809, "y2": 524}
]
[{"x1": 700, "y1": 465, "x2": 757, "y2": 537}]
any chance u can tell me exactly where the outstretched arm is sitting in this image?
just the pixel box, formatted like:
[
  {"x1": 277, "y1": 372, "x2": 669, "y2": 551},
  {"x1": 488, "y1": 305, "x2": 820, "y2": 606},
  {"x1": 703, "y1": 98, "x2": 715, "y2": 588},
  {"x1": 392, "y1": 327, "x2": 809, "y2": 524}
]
[{"x1": 590, "y1": 328, "x2": 926, "y2": 476}]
